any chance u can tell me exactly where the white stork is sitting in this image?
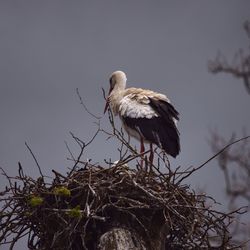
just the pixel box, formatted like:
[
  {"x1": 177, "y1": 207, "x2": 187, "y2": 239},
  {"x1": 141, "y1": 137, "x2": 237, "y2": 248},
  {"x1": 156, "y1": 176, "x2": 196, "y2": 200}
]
[{"x1": 104, "y1": 70, "x2": 180, "y2": 164}]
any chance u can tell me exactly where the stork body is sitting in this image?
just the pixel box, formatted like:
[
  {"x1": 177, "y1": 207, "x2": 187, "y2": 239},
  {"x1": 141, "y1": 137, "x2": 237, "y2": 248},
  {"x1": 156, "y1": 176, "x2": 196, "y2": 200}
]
[{"x1": 104, "y1": 71, "x2": 180, "y2": 162}]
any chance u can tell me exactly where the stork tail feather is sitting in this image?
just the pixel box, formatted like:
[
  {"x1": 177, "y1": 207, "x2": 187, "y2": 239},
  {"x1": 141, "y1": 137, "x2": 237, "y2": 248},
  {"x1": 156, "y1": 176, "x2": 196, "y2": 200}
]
[{"x1": 123, "y1": 116, "x2": 180, "y2": 158}]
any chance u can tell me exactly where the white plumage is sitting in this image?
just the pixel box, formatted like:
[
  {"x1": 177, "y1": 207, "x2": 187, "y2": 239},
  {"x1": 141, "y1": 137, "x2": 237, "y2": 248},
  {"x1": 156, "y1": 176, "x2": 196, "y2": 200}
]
[
  {"x1": 104, "y1": 70, "x2": 180, "y2": 161},
  {"x1": 119, "y1": 95, "x2": 157, "y2": 119}
]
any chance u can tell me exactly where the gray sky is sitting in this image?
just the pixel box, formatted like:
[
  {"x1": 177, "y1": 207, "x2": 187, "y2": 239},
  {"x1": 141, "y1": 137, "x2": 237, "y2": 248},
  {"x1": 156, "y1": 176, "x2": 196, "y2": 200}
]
[{"x1": 0, "y1": 1, "x2": 250, "y2": 248}]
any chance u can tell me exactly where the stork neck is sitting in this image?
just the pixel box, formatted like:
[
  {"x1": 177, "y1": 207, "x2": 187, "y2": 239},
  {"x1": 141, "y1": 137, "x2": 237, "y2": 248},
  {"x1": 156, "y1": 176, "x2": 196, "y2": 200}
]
[
  {"x1": 109, "y1": 81, "x2": 126, "y2": 101},
  {"x1": 114, "y1": 80, "x2": 126, "y2": 92},
  {"x1": 109, "y1": 89, "x2": 124, "y2": 115}
]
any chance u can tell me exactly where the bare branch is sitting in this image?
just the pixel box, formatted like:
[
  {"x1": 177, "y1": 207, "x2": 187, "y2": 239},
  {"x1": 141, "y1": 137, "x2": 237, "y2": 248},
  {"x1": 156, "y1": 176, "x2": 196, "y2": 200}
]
[
  {"x1": 76, "y1": 88, "x2": 101, "y2": 120},
  {"x1": 208, "y1": 21, "x2": 250, "y2": 94},
  {"x1": 1, "y1": 89, "x2": 248, "y2": 249},
  {"x1": 25, "y1": 142, "x2": 44, "y2": 177}
]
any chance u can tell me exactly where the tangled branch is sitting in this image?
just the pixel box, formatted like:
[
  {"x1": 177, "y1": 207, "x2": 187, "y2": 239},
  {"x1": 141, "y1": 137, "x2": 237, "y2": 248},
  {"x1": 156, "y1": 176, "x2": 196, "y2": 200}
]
[
  {"x1": 208, "y1": 20, "x2": 250, "y2": 94},
  {"x1": 0, "y1": 90, "x2": 249, "y2": 249}
]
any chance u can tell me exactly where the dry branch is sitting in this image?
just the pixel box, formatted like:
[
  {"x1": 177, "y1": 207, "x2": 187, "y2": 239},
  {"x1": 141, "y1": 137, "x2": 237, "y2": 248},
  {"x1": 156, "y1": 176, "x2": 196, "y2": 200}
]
[
  {"x1": 209, "y1": 131, "x2": 250, "y2": 247},
  {"x1": 1, "y1": 159, "x2": 246, "y2": 249},
  {"x1": 1, "y1": 131, "x2": 248, "y2": 249},
  {"x1": 208, "y1": 20, "x2": 250, "y2": 94},
  {"x1": 0, "y1": 91, "x2": 248, "y2": 249}
]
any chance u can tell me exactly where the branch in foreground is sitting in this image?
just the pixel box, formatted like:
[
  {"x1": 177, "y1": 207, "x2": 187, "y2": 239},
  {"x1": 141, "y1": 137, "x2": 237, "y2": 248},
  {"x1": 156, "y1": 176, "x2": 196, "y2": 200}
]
[
  {"x1": 0, "y1": 90, "x2": 249, "y2": 249},
  {"x1": 0, "y1": 139, "x2": 248, "y2": 249}
]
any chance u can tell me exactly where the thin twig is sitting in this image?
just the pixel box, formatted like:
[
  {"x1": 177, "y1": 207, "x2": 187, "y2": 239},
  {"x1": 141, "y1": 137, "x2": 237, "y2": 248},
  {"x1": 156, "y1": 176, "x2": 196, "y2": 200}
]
[
  {"x1": 177, "y1": 135, "x2": 250, "y2": 184},
  {"x1": 25, "y1": 142, "x2": 44, "y2": 177},
  {"x1": 76, "y1": 88, "x2": 101, "y2": 119}
]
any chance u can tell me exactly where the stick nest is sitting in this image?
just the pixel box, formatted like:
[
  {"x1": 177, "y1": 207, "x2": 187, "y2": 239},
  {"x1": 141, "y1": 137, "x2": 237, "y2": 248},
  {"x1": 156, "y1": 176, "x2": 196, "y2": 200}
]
[
  {"x1": 0, "y1": 161, "x2": 244, "y2": 249},
  {"x1": 0, "y1": 102, "x2": 247, "y2": 249}
]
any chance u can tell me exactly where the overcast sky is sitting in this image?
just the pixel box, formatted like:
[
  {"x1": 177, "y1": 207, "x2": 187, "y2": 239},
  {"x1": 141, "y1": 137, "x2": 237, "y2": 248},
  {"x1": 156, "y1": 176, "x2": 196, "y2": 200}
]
[{"x1": 0, "y1": 1, "x2": 250, "y2": 249}]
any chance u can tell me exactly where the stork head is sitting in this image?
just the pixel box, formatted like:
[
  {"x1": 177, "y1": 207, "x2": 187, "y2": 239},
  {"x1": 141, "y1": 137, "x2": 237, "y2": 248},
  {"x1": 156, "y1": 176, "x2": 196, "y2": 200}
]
[{"x1": 104, "y1": 70, "x2": 127, "y2": 113}]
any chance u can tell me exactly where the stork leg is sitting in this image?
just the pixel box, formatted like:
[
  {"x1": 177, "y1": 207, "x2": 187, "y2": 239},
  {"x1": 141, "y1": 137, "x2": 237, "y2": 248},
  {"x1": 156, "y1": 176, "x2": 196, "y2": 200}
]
[
  {"x1": 149, "y1": 143, "x2": 154, "y2": 165},
  {"x1": 140, "y1": 136, "x2": 145, "y2": 168},
  {"x1": 149, "y1": 143, "x2": 154, "y2": 173}
]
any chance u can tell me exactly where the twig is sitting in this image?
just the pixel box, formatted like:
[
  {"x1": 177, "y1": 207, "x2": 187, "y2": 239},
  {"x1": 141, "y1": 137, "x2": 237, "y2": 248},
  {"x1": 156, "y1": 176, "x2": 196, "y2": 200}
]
[
  {"x1": 177, "y1": 135, "x2": 250, "y2": 184},
  {"x1": 76, "y1": 88, "x2": 101, "y2": 119},
  {"x1": 25, "y1": 142, "x2": 44, "y2": 178}
]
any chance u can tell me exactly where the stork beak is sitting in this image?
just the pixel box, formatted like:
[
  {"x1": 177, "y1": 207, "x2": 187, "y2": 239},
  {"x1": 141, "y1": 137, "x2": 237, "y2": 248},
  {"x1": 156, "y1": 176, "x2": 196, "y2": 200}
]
[
  {"x1": 104, "y1": 86, "x2": 112, "y2": 114},
  {"x1": 104, "y1": 99, "x2": 109, "y2": 114}
]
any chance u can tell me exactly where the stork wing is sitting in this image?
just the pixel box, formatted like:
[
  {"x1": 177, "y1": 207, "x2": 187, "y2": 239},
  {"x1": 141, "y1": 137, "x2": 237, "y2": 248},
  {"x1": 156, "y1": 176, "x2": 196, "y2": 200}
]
[
  {"x1": 120, "y1": 93, "x2": 180, "y2": 157},
  {"x1": 149, "y1": 98, "x2": 179, "y2": 123},
  {"x1": 119, "y1": 90, "x2": 178, "y2": 122},
  {"x1": 119, "y1": 93, "x2": 158, "y2": 119}
]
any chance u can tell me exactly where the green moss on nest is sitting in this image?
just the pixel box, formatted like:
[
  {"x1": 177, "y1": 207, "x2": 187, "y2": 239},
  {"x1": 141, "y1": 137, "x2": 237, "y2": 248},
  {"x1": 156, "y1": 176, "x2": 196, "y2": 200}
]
[
  {"x1": 67, "y1": 205, "x2": 82, "y2": 218},
  {"x1": 53, "y1": 186, "x2": 71, "y2": 197},
  {"x1": 28, "y1": 196, "x2": 44, "y2": 207}
]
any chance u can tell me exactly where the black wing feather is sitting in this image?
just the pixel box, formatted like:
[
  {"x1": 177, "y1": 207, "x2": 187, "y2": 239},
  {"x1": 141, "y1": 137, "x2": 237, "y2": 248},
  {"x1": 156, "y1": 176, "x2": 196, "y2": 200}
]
[
  {"x1": 149, "y1": 98, "x2": 179, "y2": 122},
  {"x1": 123, "y1": 98, "x2": 180, "y2": 158}
]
